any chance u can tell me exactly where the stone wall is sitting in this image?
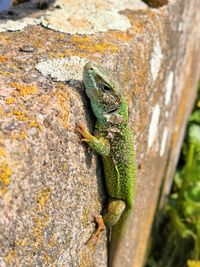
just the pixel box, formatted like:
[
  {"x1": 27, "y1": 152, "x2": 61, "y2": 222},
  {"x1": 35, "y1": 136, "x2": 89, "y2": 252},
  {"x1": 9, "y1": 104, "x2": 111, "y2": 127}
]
[{"x1": 0, "y1": 0, "x2": 200, "y2": 266}]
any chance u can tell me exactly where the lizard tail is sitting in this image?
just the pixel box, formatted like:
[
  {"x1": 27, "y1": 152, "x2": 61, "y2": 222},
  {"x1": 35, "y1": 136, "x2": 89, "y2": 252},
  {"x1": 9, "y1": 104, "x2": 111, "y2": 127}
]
[{"x1": 108, "y1": 208, "x2": 131, "y2": 267}]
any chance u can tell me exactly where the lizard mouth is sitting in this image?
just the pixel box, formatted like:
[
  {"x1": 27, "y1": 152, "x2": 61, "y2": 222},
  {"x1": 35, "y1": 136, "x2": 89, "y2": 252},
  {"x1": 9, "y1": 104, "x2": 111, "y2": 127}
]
[{"x1": 107, "y1": 107, "x2": 118, "y2": 113}]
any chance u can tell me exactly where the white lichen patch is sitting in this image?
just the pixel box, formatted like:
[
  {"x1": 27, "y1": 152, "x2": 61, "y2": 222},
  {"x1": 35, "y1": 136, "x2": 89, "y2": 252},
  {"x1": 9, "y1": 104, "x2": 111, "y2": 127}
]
[
  {"x1": 39, "y1": 0, "x2": 146, "y2": 34},
  {"x1": 148, "y1": 104, "x2": 160, "y2": 148},
  {"x1": 160, "y1": 127, "x2": 168, "y2": 156},
  {"x1": 150, "y1": 41, "x2": 163, "y2": 81},
  {"x1": 35, "y1": 56, "x2": 89, "y2": 81},
  {"x1": 0, "y1": 0, "x2": 146, "y2": 34},
  {"x1": 165, "y1": 71, "x2": 174, "y2": 105},
  {"x1": 0, "y1": 17, "x2": 38, "y2": 32}
]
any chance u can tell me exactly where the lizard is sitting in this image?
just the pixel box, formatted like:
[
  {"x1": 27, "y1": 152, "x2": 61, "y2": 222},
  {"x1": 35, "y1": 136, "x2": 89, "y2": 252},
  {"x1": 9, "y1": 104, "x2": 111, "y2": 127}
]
[{"x1": 77, "y1": 61, "x2": 136, "y2": 265}]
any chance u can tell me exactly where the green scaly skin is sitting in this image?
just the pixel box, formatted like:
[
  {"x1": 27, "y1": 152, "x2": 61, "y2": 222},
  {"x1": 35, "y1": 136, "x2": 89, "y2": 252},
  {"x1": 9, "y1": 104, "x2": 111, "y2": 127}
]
[{"x1": 78, "y1": 61, "x2": 136, "y2": 265}]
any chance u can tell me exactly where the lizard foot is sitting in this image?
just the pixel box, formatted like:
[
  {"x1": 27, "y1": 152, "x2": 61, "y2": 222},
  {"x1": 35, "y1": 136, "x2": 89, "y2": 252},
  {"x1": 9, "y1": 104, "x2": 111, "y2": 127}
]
[
  {"x1": 93, "y1": 215, "x2": 106, "y2": 240},
  {"x1": 76, "y1": 124, "x2": 90, "y2": 143},
  {"x1": 86, "y1": 215, "x2": 106, "y2": 245}
]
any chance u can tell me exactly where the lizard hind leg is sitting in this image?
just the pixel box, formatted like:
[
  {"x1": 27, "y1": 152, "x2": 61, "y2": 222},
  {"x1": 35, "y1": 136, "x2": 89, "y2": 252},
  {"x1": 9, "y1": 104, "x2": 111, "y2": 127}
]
[
  {"x1": 90, "y1": 199, "x2": 126, "y2": 243},
  {"x1": 103, "y1": 199, "x2": 126, "y2": 227}
]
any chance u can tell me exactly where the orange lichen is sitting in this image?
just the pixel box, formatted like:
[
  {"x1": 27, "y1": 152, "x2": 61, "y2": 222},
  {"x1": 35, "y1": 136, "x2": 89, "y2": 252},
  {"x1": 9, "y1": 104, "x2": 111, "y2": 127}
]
[
  {"x1": 77, "y1": 42, "x2": 119, "y2": 53},
  {"x1": 0, "y1": 161, "x2": 11, "y2": 195},
  {"x1": 71, "y1": 35, "x2": 91, "y2": 43},
  {"x1": 9, "y1": 82, "x2": 38, "y2": 96},
  {"x1": 0, "y1": 55, "x2": 8, "y2": 62},
  {"x1": 109, "y1": 31, "x2": 133, "y2": 42},
  {"x1": 54, "y1": 90, "x2": 70, "y2": 129},
  {"x1": 71, "y1": 35, "x2": 119, "y2": 54}
]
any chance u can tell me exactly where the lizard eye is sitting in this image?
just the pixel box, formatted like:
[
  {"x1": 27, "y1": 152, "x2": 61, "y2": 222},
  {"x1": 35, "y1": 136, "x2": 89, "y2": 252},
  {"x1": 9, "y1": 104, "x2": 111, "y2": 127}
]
[{"x1": 101, "y1": 83, "x2": 111, "y2": 92}]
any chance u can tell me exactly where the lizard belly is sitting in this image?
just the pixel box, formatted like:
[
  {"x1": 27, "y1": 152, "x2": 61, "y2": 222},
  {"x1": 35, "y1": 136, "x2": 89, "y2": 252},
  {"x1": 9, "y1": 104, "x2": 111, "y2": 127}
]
[
  {"x1": 101, "y1": 124, "x2": 136, "y2": 208},
  {"x1": 102, "y1": 154, "x2": 134, "y2": 208}
]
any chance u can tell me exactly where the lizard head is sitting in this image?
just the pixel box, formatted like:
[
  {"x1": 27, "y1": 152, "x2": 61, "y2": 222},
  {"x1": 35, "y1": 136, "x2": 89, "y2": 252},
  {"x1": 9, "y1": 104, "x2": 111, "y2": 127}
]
[{"x1": 83, "y1": 61, "x2": 123, "y2": 123}]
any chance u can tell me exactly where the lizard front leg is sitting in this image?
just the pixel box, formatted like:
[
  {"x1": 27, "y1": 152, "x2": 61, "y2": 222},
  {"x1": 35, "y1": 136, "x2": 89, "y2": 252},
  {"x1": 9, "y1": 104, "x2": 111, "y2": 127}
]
[
  {"x1": 77, "y1": 124, "x2": 110, "y2": 156},
  {"x1": 77, "y1": 123, "x2": 112, "y2": 240}
]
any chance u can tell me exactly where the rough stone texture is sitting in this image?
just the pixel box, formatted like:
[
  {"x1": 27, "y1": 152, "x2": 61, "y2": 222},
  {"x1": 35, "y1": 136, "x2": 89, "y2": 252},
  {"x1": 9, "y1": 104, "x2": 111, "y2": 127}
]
[{"x1": 0, "y1": 0, "x2": 200, "y2": 267}]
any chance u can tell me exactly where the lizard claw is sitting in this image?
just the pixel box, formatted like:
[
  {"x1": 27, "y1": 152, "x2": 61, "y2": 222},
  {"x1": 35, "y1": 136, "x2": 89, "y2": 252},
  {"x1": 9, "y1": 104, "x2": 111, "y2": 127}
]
[
  {"x1": 93, "y1": 215, "x2": 106, "y2": 241},
  {"x1": 86, "y1": 215, "x2": 106, "y2": 245},
  {"x1": 77, "y1": 124, "x2": 90, "y2": 142}
]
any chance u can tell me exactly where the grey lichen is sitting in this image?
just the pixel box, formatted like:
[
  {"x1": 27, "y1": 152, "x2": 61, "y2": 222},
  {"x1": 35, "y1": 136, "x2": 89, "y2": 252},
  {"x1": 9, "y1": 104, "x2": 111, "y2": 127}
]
[
  {"x1": 35, "y1": 56, "x2": 89, "y2": 81},
  {"x1": 0, "y1": 0, "x2": 147, "y2": 34},
  {"x1": 0, "y1": 17, "x2": 38, "y2": 32},
  {"x1": 40, "y1": 0, "x2": 147, "y2": 34}
]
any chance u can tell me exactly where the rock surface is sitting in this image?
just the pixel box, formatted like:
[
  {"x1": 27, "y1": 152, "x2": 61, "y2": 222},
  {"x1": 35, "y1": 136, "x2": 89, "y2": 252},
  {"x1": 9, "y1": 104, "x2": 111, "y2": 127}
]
[{"x1": 0, "y1": 0, "x2": 200, "y2": 267}]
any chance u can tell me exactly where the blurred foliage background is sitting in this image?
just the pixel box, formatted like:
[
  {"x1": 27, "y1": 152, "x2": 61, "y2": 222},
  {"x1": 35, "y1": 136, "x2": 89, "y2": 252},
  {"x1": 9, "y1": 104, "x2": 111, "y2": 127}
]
[{"x1": 146, "y1": 83, "x2": 200, "y2": 267}]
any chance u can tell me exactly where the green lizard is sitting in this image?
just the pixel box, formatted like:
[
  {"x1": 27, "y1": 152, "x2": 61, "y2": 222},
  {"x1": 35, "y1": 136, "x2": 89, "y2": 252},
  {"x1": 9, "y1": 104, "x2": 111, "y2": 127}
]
[{"x1": 77, "y1": 61, "x2": 136, "y2": 264}]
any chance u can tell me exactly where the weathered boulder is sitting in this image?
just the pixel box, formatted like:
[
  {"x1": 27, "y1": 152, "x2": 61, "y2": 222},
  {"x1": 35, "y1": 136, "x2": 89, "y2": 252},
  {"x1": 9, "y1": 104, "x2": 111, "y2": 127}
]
[{"x1": 0, "y1": 0, "x2": 200, "y2": 266}]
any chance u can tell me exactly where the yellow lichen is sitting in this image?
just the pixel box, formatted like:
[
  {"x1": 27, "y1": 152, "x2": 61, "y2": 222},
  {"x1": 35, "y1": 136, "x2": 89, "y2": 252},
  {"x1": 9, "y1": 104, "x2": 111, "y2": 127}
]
[
  {"x1": 82, "y1": 208, "x2": 89, "y2": 226},
  {"x1": 0, "y1": 161, "x2": 11, "y2": 195},
  {"x1": 29, "y1": 120, "x2": 39, "y2": 128},
  {"x1": 6, "y1": 97, "x2": 16, "y2": 104},
  {"x1": 0, "y1": 147, "x2": 6, "y2": 157},
  {"x1": 31, "y1": 214, "x2": 50, "y2": 248},
  {"x1": 12, "y1": 110, "x2": 28, "y2": 121},
  {"x1": 9, "y1": 82, "x2": 38, "y2": 96},
  {"x1": 30, "y1": 188, "x2": 51, "y2": 250},
  {"x1": 0, "y1": 70, "x2": 12, "y2": 77},
  {"x1": 36, "y1": 188, "x2": 51, "y2": 211},
  {"x1": 6, "y1": 249, "x2": 16, "y2": 266},
  {"x1": 10, "y1": 131, "x2": 27, "y2": 140},
  {"x1": 5, "y1": 188, "x2": 53, "y2": 263}
]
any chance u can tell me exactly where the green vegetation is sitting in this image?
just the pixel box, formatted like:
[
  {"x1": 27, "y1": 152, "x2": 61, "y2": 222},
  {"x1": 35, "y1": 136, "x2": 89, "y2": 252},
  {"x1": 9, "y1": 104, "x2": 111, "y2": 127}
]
[{"x1": 146, "y1": 84, "x2": 200, "y2": 267}]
